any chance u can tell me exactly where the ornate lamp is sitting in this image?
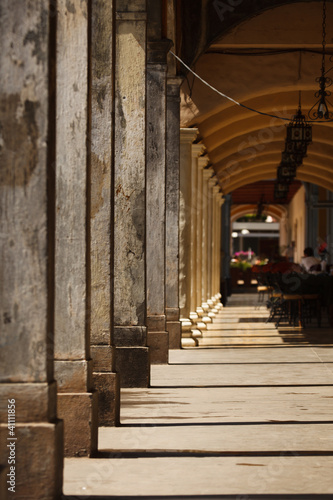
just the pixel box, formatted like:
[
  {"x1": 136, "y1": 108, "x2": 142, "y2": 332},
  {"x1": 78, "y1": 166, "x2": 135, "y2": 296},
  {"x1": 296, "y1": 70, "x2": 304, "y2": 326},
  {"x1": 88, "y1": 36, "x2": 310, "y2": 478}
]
[
  {"x1": 274, "y1": 182, "x2": 289, "y2": 201},
  {"x1": 277, "y1": 162, "x2": 297, "y2": 184},
  {"x1": 308, "y1": 0, "x2": 333, "y2": 120}
]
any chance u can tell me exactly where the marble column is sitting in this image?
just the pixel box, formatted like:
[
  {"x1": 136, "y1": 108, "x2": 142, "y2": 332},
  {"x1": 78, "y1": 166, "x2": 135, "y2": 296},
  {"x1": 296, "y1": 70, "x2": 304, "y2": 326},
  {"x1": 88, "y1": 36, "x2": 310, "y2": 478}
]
[
  {"x1": 146, "y1": 40, "x2": 172, "y2": 364},
  {"x1": 90, "y1": 0, "x2": 120, "y2": 426},
  {"x1": 0, "y1": 1, "x2": 63, "y2": 496},
  {"x1": 179, "y1": 128, "x2": 198, "y2": 337},
  {"x1": 54, "y1": 0, "x2": 98, "y2": 457},
  {"x1": 166, "y1": 78, "x2": 182, "y2": 349},
  {"x1": 113, "y1": 0, "x2": 150, "y2": 387},
  {"x1": 196, "y1": 156, "x2": 210, "y2": 321}
]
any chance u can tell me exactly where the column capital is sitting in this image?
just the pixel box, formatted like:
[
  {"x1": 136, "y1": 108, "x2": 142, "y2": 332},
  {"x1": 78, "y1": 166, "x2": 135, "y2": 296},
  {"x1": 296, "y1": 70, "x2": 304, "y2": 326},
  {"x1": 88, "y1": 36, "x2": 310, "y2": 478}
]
[
  {"x1": 180, "y1": 128, "x2": 198, "y2": 144},
  {"x1": 147, "y1": 39, "x2": 173, "y2": 64},
  {"x1": 192, "y1": 143, "x2": 206, "y2": 158},
  {"x1": 203, "y1": 167, "x2": 214, "y2": 180},
  {"x1": 213, "y1": 185, "x2": 220, "y2": 197},
  {"x1": 198, "y1": 155, "x2": 210, "y2": 170}
]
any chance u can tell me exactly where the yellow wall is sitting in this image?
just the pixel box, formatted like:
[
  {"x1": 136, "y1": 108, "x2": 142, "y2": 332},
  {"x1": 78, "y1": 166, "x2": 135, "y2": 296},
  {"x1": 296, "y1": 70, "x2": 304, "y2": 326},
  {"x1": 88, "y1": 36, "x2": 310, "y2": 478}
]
[{"x1": 288, "y1": 185, "x2": 306, "y2": 264}]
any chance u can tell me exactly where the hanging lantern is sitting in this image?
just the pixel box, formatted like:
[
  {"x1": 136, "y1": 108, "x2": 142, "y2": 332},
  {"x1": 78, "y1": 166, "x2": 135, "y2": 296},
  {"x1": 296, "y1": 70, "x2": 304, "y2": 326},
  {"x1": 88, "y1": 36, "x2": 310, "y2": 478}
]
[
  {"x1": 274, "y1": 182, "x2": 289, "y2": 201},
  {"x1": 277, "y1": 163, "x2": 297, "y2": 183},
  {"x1": 285, "y1": 138, "x2": 308, "y2": 157},
  {"x1": 286, "y1": 107, "x2": 312, "y2": 145},
  {"x1": 281, "y1": 148, "x2": 303, "y2": 167}
]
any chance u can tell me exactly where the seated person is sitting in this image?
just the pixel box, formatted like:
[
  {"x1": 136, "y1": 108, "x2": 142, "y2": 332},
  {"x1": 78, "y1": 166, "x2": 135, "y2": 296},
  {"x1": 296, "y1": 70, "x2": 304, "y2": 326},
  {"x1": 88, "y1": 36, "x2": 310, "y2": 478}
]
[{"x1": 301, "y1": 247, "x2": 321, "y2": 274}]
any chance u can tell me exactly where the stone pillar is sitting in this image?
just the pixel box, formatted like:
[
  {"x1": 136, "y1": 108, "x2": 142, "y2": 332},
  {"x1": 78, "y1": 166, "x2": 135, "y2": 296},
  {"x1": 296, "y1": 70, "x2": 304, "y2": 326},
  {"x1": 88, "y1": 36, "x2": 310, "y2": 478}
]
[
  {"x1": 114, "y1": 0, "x2": 150, "y2": 387},
  {"x1": 179, "y1": 128, "x2": 198, "y2": 337},
  {"x1": 166, "y1": 78, "x2": 182, "y2": 349},
  {"x1": 212, "y1": 188, "x2": 223, "y2": 310},
  {"x1": 201, "y1": 168, "x2": 214, "y2": 322},
  {"x1": 206, "y1": 176, "x2": 216, "y2": 313},
  {"x1": 0, "y1": 1, "x2": 63, "y2": 497},
  {"x1": 196, "y1": 156, "x2": 210, "y2": 320},
  {"x1": 221, "y1": 193, "x2": 232, "y2": 299},
  {"x1": 55, "y1": 0, "x2": 98, "y2": 457},
  {"x1": 90, "y1": 0, "x2": 120, "y2": 426},
  {"x1": 217, "y1": 196, "x2": 224, "y2": 303},
  {"x1": 146, "y1": 40, "x2": 172, "y2": 364},
  {"x1": 189, "y1": 144, "x2": 206, "y2": 329}
]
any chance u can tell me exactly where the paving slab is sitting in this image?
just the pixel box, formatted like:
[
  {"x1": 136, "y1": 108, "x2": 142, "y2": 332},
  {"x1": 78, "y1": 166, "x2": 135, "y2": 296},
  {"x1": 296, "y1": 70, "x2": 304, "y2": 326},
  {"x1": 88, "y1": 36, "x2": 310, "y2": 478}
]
[{"x1": 63, "y1": 294, "x2": 333, "y2": 498}]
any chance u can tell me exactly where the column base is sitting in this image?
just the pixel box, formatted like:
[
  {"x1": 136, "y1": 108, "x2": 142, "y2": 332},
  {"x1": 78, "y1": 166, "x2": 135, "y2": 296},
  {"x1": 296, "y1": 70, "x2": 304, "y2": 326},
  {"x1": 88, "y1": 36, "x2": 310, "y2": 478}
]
[
  {"x1": 57, "y1": 392, "x2": 98, "y2": 457},
  {"x1": 167, "y1": 321, "x2": 181, "y2": 349},
  {"x1": 93, "y1": 372, "x2": 120, "y2": 426},
  {"x1": 147, "y1": 331, "x2": 169, "y2": 364},
  {"x1": 0, "y1": 421, "x2": 63, "y2": 499},
  {"x1": 115, "y1": 347, "x2": 150, "y2": 388}
]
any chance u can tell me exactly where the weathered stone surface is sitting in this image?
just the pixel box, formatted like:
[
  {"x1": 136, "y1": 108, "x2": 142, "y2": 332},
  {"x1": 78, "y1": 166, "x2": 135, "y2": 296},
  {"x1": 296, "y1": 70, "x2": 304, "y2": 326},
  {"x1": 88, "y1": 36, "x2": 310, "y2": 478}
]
[
  {"x1": 179, "y1": 129, "x2": 198, "y2": 321},
  {"x1": 115, "y1": 347, "x2": 150, "y2": 388},
  {"x1": 146, "y1": 53, "x2": 169, "y2": 364},
  {"x1": 146, "y1": 332, "x2": 169, "y2": 364},
  {"x1": 113, "y1": 2, "x2": 150, "y2": 386},
  {"x1": 55, "y1": 0, "x2": 89, "y2": 361},
  {"x1": 93, "y1": 372, "x2": 120, "y2": 426},
  {"x1": 166, "y1": 79, "x2": 182, "y2": 348},
  {"x1": 0, "y1": 383, "x2": 57, "y2": 423},
  {"x1": 0, "y1": 422, "x2": 63, "y2": 499},
  {"x1": 0, "y1": 0, "x2": 52, "y2": 384},
  {"x1": 114, "y1": 4, "x2": 147, "y2": 329},
  {"x1": 166, "y1": 321, "x2": 182, "y2": 349},
  {"x1": 90, "y1": 0, "x2": 114, "y2": 347},
  {"x1": 91, "y1": 345, "x2": 116, "y2": 372},
  {"x1": 57, "y1": 392, "x2": 98, "y2": 457},
  {"x1": 54, "y1": 0, "x2": 98, "y2": 457},
  {"x1": 190, "y1": 144, "x2": 206, "y2": 316},
  {"x1": 54, "y1": 360, "x2": 93, "y2": 393}
]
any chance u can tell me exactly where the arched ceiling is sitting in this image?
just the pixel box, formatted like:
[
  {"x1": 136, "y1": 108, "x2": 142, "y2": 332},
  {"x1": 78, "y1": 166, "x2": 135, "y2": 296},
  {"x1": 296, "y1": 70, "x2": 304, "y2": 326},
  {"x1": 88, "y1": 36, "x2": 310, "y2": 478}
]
[{"x1": 179, "y1": 2, "x2": 333, "y2": 201}]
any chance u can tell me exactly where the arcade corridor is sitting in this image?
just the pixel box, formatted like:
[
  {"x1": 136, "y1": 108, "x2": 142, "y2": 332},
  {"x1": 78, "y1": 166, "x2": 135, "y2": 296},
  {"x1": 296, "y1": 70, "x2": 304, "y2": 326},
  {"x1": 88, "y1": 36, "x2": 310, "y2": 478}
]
[
  {"x1": 63, "y1": 294, "x2": 333, "y2": 498},
  {"x1": 2, "y1": 1, "x2": 333, "y2": 498}
]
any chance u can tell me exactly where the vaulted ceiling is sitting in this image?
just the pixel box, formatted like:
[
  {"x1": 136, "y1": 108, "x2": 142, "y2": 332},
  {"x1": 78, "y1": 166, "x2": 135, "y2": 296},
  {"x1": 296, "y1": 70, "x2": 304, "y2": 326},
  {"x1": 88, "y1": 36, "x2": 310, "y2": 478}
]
[{"x1": 179, "y1": 1, "x2": 333, "y2": 204}]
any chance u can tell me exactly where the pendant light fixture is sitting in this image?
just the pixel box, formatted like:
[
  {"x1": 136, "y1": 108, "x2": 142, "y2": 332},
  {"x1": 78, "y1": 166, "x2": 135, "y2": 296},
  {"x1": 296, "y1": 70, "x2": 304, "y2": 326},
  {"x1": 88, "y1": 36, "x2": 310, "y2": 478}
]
[{"x1": 309, "y1": 0, "x2": 333, "y2": 120}]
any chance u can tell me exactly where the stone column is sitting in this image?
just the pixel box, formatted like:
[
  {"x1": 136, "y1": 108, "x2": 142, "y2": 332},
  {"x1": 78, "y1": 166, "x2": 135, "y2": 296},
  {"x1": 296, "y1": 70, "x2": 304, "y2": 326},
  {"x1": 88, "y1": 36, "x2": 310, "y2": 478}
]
[
  {"x1": 166, "y1": 78, "x2": 182, "y2": 349},
  {"x1": 190, "y1": 144, "x2": 206, "y2": 330},
  {"x1": 90, "y1": 0, "x2": 120, "y2": 426},
  {"x1": 179, "y1": 128, "x2": 198, "y2": 337},
  {"x1": 0, "y1": 1, "x2": 63, "y2": 497},
  {"x1": 146, "y1": 40, "x2": 172, "y2": 364},
  {"x1": 221, "y1": 193, "x2": 232, "y2": 300},
  {"x1": 201, "y1": 168, "x2": 214, "y2": 322},
  {"x1": 206, "y1": 176, "x2": 216, "y2": 313},
  {"x1": 114, "y1": 0, "x2": 150, "y2": 387},
  {"x1": 212, "y1": 188, "x2": 223, "y2": 309},
  {"x1": 217, "y1": 195, "x2": 224, "y2": 305},
  {"x1": 54, "y1": 0, "x2": 98, "y2": 457},
  {"x1": 196, "y1": 156, "x2": 210, "y2": 321}
]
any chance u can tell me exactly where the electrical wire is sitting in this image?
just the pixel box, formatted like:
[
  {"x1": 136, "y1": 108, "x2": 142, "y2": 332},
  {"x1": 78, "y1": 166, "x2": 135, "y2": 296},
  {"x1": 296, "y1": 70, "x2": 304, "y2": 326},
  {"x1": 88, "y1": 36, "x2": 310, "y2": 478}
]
[{"x1": 170, "y1": 50, "x2": 333, "y2": 123}]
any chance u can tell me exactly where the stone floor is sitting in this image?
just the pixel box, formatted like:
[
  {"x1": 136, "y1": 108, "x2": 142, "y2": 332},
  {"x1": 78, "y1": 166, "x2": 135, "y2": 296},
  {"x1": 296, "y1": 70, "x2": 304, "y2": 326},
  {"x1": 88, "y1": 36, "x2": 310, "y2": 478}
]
[{"x1": 63, "y1": 293, "x2": 333, "y2": 499}]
